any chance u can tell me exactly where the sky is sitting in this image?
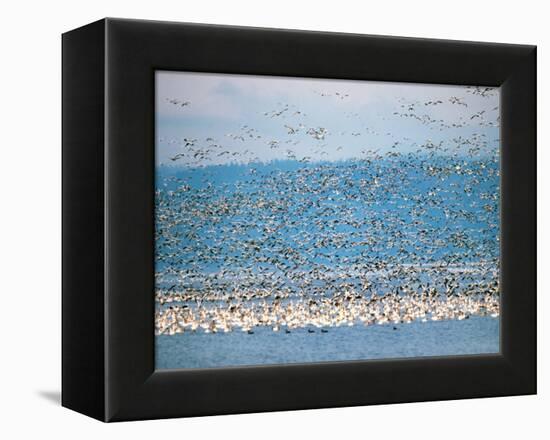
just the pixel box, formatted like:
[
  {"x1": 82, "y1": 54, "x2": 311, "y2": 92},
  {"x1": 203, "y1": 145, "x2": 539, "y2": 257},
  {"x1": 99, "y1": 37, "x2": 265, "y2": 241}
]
[{"x1": 155, "y1": 70, "x2": 499, "y2": 167}]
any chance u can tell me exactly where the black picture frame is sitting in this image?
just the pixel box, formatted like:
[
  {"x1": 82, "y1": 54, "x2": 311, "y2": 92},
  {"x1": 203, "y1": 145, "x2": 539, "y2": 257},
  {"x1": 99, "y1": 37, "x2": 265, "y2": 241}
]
[{"x1": 62, "y1": 18, "x2": 536, "y2": 422}]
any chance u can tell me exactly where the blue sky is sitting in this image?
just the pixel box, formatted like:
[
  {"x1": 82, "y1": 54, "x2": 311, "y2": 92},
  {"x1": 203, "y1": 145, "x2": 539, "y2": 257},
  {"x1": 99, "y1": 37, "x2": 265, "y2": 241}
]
[{"x1": 155, "y1": 71, "x2": 499, "y2": 167}]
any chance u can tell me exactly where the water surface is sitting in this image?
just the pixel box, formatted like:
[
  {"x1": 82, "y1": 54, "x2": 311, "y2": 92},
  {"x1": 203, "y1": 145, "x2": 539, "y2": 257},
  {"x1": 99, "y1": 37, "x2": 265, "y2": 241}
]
[{"x1": 156, "y1": 316, "x2": 499, "y2": 369}]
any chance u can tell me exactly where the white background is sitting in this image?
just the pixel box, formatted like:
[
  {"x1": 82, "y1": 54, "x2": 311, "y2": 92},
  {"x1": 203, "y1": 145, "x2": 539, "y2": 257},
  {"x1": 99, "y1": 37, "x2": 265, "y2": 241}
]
[{"x1": 0, "y1": 0, "x2": 546, "y2": 437}]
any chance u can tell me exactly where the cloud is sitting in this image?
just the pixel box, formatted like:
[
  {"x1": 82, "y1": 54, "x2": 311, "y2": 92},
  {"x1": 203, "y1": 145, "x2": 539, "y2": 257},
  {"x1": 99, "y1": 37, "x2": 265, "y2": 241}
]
[{"x1": 156, "y1": 71, "x2": 245, "y2": 120}]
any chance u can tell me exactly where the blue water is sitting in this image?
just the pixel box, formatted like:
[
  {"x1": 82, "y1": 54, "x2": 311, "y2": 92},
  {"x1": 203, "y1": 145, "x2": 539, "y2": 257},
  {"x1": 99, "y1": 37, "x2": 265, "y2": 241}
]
[
  {"x1": 156, "y1": 316, "x2": 499, "y2": 370},
  {"x1": 155, "y1": 156, "x2": 499, "y2": 291},
  {"x1": 155, "y1": 155, "x2": 500, "y2": 369}
]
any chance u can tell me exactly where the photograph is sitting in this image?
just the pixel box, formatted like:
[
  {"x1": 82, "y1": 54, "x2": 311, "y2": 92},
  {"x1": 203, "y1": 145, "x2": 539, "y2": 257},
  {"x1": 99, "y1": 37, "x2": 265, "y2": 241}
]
[
  {"x1": 1, "y1": 0, "x2": 542, "y2": 433},
  {"x1": 154, "y1": 71, "x2": 501, "y2": 369}
]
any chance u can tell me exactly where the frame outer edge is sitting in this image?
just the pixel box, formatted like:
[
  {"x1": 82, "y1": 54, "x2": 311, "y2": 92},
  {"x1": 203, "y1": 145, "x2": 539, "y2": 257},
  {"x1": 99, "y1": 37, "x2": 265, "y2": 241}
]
[
  {"x1": 62, "y1": 18, "x2": 107, "y2": 421},
  {"x1": 500, "y1": 45, "x2": 537, "y2": 392},
  {"x1": 104, "y1": 17, "x2": 111, "y2": 422}
]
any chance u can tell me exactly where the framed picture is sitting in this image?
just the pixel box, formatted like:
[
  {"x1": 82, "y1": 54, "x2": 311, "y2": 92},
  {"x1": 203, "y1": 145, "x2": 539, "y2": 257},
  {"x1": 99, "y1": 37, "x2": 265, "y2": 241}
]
[{"x1": 62, "y1": 18, "x2": 536, "y2": 422}]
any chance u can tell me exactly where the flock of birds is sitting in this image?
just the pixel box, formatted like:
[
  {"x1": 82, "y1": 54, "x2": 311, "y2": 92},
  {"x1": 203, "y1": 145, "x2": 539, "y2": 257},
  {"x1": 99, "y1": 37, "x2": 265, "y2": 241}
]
[
  {"x1": 156, "y1": 289, "x2": 499, "y2": 335},
  {"x1": 155, "y1": 84, "x2": 500, "y2": 337},
  {"x1": 159, "y1": 85, "x2": 499, "y2": 168}
]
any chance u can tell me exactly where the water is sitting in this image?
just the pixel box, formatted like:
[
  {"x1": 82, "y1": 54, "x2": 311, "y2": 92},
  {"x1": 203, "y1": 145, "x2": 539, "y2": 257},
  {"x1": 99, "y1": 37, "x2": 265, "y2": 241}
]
[
  {"x1": 155, "y1": 156, "x2": 499, "y2": 294},
  {"x1": 155, "y1": 156, "x2": 500, "y2": 369},
  {"x1": 156, "y1": 316, "x2": 499, "y2": 370}
]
